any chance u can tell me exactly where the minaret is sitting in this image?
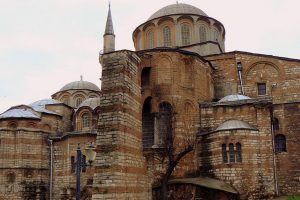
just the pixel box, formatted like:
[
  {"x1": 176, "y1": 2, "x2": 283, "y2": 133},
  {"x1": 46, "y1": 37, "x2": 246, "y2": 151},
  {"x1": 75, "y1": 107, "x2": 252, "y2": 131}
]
[{"x1": 103, "y1": 3, "x2": 115, "y2": 53}]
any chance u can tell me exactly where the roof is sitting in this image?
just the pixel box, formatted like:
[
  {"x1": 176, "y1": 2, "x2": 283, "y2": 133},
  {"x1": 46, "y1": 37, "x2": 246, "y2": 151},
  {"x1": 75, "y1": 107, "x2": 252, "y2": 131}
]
[
  {"x1": 219, "y1": 94, "x2": 251, "y2": 102},
  {"x1": 76, "y1": 97, "x2": 101, "y2": 111},
  {"x1": 30, "y1": 99, "x2": 62, "y2": 115},
  {"x1": 59, "y1": 80, "x2": 100, "y2": 92},
  {"x1": 216, "y1": 119, "x2": 258, "y2": 132},
  {"x1": 155, "y1": 177, "x2": 237, "y2": 194},
  {"x1": 148, "y1": 3, "x2": 208, "y2": 21},
  {"x1": 0, "y1": 106, "x2": 40, "y2": 119},
  {"x1": 104, "y1": 4, "x2": 114, "y2": 36}
]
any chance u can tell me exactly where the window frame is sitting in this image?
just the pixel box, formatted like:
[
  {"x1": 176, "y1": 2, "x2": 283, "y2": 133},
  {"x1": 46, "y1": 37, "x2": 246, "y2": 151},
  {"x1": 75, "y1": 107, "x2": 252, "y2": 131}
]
[
  {"x1": 181, "y1": 24, "x2": 191, "y2": 46},
  {"x1": 163, "y1": 26, "x2": 172, "y2": 47},
  {"x1": 82, "y1": 113, "x2": 91, "y2": 128},
  {"x1": 275, "y1": 134, "x2": 287, "y2": 153},
  {"x1": 257, "y1": 82, "x2": 267, "y2": 96}
]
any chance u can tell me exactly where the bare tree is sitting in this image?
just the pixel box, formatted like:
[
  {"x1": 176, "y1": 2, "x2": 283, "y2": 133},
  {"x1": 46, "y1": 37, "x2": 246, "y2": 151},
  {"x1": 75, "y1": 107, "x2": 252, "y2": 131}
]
[{"x1": 153, "y1": 101, "x2": 198, "y2": 200}]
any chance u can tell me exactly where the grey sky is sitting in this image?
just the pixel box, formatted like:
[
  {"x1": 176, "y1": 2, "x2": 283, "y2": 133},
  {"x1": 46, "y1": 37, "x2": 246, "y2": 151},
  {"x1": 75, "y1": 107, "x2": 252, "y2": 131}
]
[{"x1": 0, "y1": 0, "x2": 299, "y2": 113}]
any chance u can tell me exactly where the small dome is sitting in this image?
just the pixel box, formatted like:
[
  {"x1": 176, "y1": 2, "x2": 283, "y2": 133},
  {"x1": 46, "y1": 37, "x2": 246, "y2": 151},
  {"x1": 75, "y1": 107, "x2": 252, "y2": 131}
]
[
  {"x1": 77, "y1": 97, "x2": 101, "y2": 111},
  {"x1": 0, "y1": 106, "x2": 40, "y2": 119},
  {"x1": 148, "y1": 3, "x2": 208, "y2": 21},
  {"x1": 218, "y1": 94, "x2": 251, "y2": 102},
  {"x1": 216, "y1": 120, "x2": 257, "y2": 132},
  {"x1": 60, "y1": 80, "x2": 100, "y2": 92},
  {"x1": 30, "y1": 99, "x2": 62, "y2": 115}
]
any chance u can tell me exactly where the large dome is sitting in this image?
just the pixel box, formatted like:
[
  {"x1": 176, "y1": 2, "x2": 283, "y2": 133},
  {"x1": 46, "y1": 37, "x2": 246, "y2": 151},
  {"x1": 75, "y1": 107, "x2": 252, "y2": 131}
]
[
  {"x1": 60, "y1": 80, "x2": 100, "y2": 92},
  {"x1": 148, "y1": 3, "x2": 208, "y2": 21}
]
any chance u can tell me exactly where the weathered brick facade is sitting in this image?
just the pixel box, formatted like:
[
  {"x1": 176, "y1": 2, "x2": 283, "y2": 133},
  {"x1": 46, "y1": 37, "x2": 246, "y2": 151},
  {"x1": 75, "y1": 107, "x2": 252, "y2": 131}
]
[{"x1": 0, "y1": 2, "x2": 299, "y2": 200}]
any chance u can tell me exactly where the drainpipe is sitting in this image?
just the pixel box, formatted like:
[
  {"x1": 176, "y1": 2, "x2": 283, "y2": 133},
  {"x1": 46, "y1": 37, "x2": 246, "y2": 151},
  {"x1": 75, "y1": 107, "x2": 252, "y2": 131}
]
[
  {"x1": 237, "y1": 62, "x2": 244, "y2": 95},
  {"x1": 49, "y1": 139, "x2": 53, "y2": 200},
  {"x1": 270, "y1": 87, "x2": 279, "y2": 196}
]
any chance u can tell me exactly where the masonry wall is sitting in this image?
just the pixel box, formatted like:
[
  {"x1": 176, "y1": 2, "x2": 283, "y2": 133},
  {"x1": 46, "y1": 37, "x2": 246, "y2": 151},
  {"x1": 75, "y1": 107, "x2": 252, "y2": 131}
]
[
  {"x1": 92, "y1": 50, "x2": 150, "y2": 200},
  {"x1": 0, "y1": 127, "x2": 49, "y2": 200},
  {"x1": 199, "y1": 103, "x2": 275, "y2": 199}
]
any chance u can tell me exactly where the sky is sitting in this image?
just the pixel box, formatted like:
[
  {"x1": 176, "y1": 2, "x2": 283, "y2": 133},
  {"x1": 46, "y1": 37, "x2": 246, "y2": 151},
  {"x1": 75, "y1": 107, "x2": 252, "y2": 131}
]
[{"x1": 0, "y1": 0, "x2": 299, "y2": 113}]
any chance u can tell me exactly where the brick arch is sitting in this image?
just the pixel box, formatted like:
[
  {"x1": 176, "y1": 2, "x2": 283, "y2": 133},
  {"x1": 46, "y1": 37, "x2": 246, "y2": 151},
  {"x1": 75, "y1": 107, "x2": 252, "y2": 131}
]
[
  {"x1": 177, "y1": 15, "x2": 194, "y2": 23},
  {"x1": 157, "y1": 16, "x2": 175, "y2": 26},
  {"x1": 8, "y1": 121, "x2": 18, "y2": 129},
  {"x1": 156, "y1": 55, "x2": 173, "y2": 85},
  {"x1": 142, "y1": 22, "x2": 156, "y2": 31},
  {"x1": 26, "y1": 121, "x2": 37, "y2": 128},
  {"x1": 245, "y1": 61, "x2": 281, "y2": 80}
]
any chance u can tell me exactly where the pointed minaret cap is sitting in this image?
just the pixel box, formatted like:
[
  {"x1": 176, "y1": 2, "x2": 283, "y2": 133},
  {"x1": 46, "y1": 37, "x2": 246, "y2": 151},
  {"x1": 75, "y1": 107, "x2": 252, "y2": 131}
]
[
  {"x1": 103, "y1": 2, "x2": 115, "y2": 53},
  {"x1": 104, "y1": 2, "x2": 115, "y2": 36}
]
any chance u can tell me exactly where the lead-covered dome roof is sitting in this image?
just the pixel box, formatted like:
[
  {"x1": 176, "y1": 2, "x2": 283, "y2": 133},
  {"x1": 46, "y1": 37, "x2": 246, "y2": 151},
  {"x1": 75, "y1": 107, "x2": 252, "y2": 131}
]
[
  {"x1": 60, "y1": 80, "x2": 100, "y2": 92},
  {"x1": 76, "y1": 97, "x2": 101, "y2": 111},
  {"x1": 219, "y1": 94, "x2": 251, "y2": 102},
  {"x1": 148, "y1": 3, "x2": 208, "y2": 20}
]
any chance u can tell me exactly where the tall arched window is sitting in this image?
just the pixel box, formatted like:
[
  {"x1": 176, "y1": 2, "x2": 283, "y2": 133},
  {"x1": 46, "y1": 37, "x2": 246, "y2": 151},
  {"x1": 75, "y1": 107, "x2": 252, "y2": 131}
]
[
  {"x1": 141, "y1": 67, "x2": 151, "y2": 87},
  {"x1": 199, "y1": 25, "x2": 206, "y2": 42},
  {"x1": 159, "y1": 102, "x2": 173, "y2": 146},
  {"x1": 148, "y1": 31, "x2": 154, "y2": 49},
  {"x1": 142, "y1": 97, "x2": 154, "y2": 148},
  {"x1": 214, "y1": 30, "x2": 219, "y2": 42},
  {"x1": 236, "y1": 143, "x2": 242, "y2": 163},
  {"x1": 229, "y1": 143, "x2": 235, "y2": 163},
  {"x1": 181, "y1": 24, "x2": 190, "y2": 46},
  {"x1": 275, "y1": 134, "x2": 286, "y2": 153},
  {"x1": 273, "y1": 117, "x2": 279, "y2": 131},
  {"x1": 222, "y1": 144, "x2": 228, "y2": 163},
  {"x1": 82, "y1": 113, "x2": 91, "y2": 128},
  {"x1": 76, "y1": 98, "x2": 83, "y2": 107},
  {"x1": 163, "y1": 26, "x2": 171, "y2": 47}
]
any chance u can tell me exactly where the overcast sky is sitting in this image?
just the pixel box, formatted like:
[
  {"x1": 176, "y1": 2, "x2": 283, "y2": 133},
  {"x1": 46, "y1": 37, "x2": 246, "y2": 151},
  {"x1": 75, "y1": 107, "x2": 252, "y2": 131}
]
[{"x1": 0, "y1": 0, "x2": 299, "y2": 113}]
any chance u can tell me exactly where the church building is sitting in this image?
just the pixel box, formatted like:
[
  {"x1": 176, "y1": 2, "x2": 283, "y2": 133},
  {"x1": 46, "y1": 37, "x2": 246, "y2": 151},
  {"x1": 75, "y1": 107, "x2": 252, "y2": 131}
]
[{"x1": 0, "y1": 3, "x2": 299, "y2": 200}]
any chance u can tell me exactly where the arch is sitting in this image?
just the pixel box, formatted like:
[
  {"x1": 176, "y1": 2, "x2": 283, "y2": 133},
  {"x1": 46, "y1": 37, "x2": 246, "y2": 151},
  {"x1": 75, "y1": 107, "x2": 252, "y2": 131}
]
[
  {"x1": 141, "y1": 67, "x2": 151, "y2": 87},
  {"x1": 158, "y1": 102, "x2": 173, "y2": 146},
  {"x1": 43, "y1": 124, "x2": 51, "y2": 131},
  {"x1": 142, "y1": 97, "x2": 154, "y2": 148},
  {"x1": 213, "y1": 28, "x2": 219, "y2": 42},
  {"x1": 163, "y1": 26, "x2": 172, "y2": 47},
  {"x1": 181, "y1": 23, "x2": 191, "y2": 46},
  {"x1": 229, "y1": 143, "x2": 235, "y2": 163},
  {"x1": 7, "y1": 171, "x2": 16, "y2": 184},
  {"x1": 142, "y1": 22, "x2": 156, "y2": 31},
  {"x1": 197, "y1": 16, "x2": 210, "y2": 25},
  {"x1": 275, "y1": 134, "x2": 286, "y2": 153},
  {"x1": 81, "y1": 112, "x2": 91, "y2": 128},
  {"x1": 157, "y1": 17, "x2": 174, "y2": 26},
  {"x1": 157, "y1": 57, "x2": 172, "y2": 84},
  {"x1": 147, "y1": 30, "x2": 155, "y2": 49},
  {"x1": 273, "y1": 117, "x2": 279, "y2": 131},
  {"x1": 60, "y1": 94, "x2": 70, "y2": 105},
  {"x1": 26, "y1": 122, "x2": 37, "y2": 128},
  {"x1": 8, "y1": 121, "x2": 17, "y2": 129},
  {"x1": 222, "y1": 144, "x2": 228, "y2": 163},
  {"x1": 236, "y1": 142, "x2": 242, "y2": 163},
  {"x1": 199, "y1": 25, "x2": 207, "y2": 43},
  {"x1": 177, "y1": 15, "x2": 194, "y2": 23},
  {"x1": 245, "y1": 61, "x2": 280, "y2": 79}
]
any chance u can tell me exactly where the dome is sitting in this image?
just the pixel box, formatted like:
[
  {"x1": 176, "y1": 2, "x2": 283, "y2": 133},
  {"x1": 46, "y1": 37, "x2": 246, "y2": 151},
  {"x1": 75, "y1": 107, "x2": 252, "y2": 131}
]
[
  {"x1": 148, "y1": 3, "x2": 208, "y2": 21},
  {"x1": 60, "y1": 80, "x2": 100, "y2": 92},
  {"x1": 0, "y1": 106, "x2": 40, "y2": 119},
  {"x1": 218, "y1": 94, "x2": 251, "y2": 102},
  {"x1": 30, "y1": 99, "x2": 62, "y2": 115},
  {"x1": 76, "y1": 97, "x2": 101, "y2": 111},
  {"x1": 216, "y1": 120, "x2": 257, "y2": 132}
]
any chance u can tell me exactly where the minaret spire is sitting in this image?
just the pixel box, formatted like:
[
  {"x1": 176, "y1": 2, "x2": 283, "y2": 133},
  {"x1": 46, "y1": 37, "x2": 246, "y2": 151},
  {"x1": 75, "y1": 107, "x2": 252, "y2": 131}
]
[{"x1": 103, "y1": 2, "x2": 115, "y2": 53}]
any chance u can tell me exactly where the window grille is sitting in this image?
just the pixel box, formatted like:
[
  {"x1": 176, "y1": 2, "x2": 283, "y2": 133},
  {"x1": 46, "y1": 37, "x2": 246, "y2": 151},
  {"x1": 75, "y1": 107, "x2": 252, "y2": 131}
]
[
  {"x1": 199, "y1": 26, "x2": 206, "y2": 42},
  {"x1": 82, "y1": 113, "x2": 91, "y2": 128},
  {"x1": 181, "y1": 24, "x2": 190, "y2": 46},
  {"x1": 275, "y1": 134, "x2": 286, "y2": 153},
  {"x1": 148, "y1": 31, "x2": 154, "y2": 48},
  {"x1": 163, "y1": 26, "x2": 171, "y2": 47}
]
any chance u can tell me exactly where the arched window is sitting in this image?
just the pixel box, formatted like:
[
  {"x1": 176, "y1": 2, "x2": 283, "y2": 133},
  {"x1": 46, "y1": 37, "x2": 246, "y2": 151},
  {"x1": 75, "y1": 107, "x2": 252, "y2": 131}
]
[
  {"x1": 273, "y1": 117, "x2": 279, "y2": 131},
  {"x1": 229, "y1": 143, "x2": 235, "y2": 163},
  {"x1": 7, "y1": 172, "x2": 16, "y2": 184},
  {"x1": 147, "y1": 31, "x2": 154, "y2": 49},
  {"x1": 82, "y1": 113, "x2": 91, "y2": 128},
  {"x1": 222, "y1": 144, "x2": 228, "y2": 163},
  {"x1": 71, "y1": 156, "x2": 75, "y2": 173},
  {"x1": 214, "y1": 30, "x2": 219, "y2": 42},
  {"x1": 141, "y1": 67, "x2": 151, "y2": 87},
  {"x1": 275, "y1": 134, "x2": 286, "y2": 153},
  {"x1": 142, "y1": 97, "x2": 154, "y2": 148},
  {"x1": 76, "y1": 98, "x2": 83, "y2": 107},
  {"x1": 236, "y1": 143, "x2": 242, "y2": 162},
  {"x1": 163, "y1": 26, "x2": 171, "y2": 47},
  {"x1": 159, "y1": 102, "x2": 173, "y2": 146},
  {"x1": 181, "y1": 24, "x2": 190, "y2": 46},
  {"x1": 199, "y1": 25, "x2": 207, "y2": 42}
]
